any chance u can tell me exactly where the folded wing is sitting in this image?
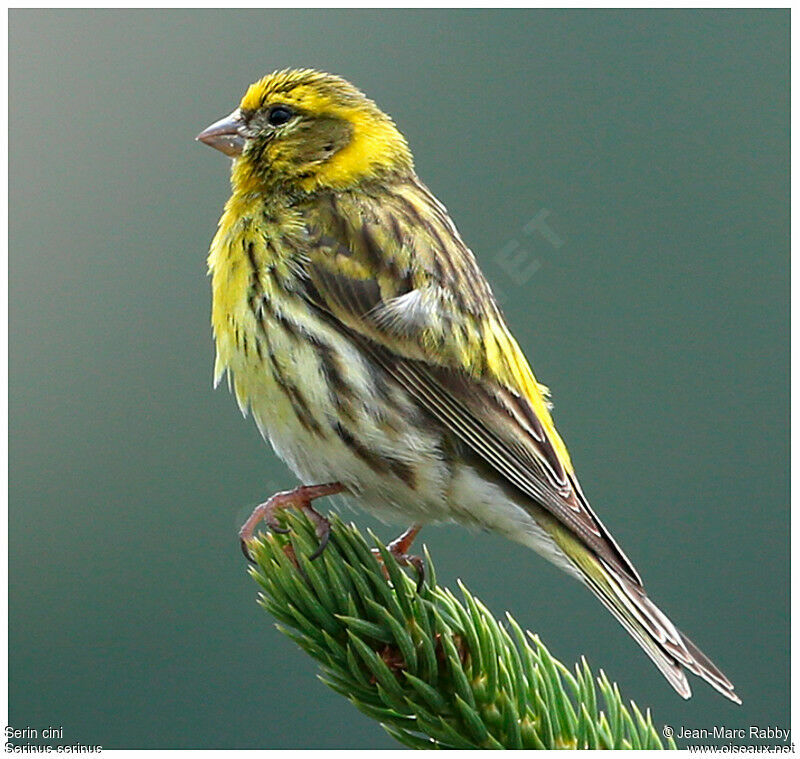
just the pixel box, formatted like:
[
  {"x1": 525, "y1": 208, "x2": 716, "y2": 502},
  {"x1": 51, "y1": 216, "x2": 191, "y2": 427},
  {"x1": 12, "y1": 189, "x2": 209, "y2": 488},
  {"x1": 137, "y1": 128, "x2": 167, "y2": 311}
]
[{"x1": 297, "y1": 182, "x2": 642, "y2": 586}]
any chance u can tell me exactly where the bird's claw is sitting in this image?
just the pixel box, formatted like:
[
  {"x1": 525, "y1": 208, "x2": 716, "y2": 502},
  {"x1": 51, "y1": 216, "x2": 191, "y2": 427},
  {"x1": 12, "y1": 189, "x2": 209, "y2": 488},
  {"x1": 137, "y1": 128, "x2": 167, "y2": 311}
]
[
  {"x1": 371, "y1": 547, "x2": 426, "y2": 592},
  {"x1": 240, "y1": 536, "x2": 257, "y2": 564},
  {"x1": 308, "y1": 513, "x2": 332, "y2": 560},
  {"x1": 371, "y1": 524, "x2": 425, "y2": 592},
  {"x1": 407, "y1": 554, "x2": 426, "y2": 592},
  {"x1": 238, "y1": 482, "x2": 343, "y2": 563},
  {"x1": 265, "y1": 519, "x2": 291, "y2": 535}
]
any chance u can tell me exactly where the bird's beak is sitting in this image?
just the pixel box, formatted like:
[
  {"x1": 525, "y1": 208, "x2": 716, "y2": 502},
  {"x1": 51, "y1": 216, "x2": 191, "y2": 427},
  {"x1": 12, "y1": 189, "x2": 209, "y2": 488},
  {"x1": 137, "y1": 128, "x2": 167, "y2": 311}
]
[{"x1": 196, "y1": 110, "x2": 246, "y2": 157}]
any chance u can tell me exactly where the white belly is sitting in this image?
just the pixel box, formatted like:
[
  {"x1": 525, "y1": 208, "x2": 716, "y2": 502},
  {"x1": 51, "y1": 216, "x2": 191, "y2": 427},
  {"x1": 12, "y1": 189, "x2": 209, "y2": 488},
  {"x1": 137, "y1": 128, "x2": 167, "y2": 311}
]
[
  {"x1": 223, "y1": 306, "x2": 453, "y2": 525},
  {"x1": 217, "y1": 298, "x2": 575, "y2": 575}
]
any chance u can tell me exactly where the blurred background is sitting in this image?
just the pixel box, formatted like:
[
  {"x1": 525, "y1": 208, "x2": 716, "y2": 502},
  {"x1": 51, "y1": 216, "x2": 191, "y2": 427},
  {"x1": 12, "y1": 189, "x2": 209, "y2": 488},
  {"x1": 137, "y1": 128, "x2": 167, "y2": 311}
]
[{"x1": 9, "y1": 9, "x2": 788, "y2": 749}]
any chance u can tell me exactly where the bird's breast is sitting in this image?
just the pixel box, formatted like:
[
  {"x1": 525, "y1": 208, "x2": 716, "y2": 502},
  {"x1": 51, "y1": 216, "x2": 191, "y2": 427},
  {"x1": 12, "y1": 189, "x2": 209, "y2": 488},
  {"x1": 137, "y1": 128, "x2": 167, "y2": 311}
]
[{"x1": 209, "y1": 218, "x2": 452, "y2": 523}]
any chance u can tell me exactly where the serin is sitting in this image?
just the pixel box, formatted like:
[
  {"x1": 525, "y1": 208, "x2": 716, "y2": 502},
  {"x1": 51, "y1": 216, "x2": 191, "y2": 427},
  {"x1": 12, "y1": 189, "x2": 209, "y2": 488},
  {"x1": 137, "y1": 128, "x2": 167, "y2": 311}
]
[{"x1": 197, "y1": 69, "x2": 739, "y2": 704}]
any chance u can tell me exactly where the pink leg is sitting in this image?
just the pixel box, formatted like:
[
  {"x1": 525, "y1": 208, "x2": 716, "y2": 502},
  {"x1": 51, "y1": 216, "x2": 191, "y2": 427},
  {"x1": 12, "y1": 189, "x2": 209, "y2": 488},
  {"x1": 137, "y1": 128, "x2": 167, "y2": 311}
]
[
  {"x1": 373, "y1": 524, "x2": 425, "y2": 590},
  {"x1": 239, "y1": 482, "x2": 344, "y2": 562}
]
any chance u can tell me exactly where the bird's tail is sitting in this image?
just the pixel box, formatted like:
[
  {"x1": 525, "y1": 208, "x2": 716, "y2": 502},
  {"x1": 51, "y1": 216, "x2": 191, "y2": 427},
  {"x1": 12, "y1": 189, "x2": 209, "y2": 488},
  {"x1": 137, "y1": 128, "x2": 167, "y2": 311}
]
[{"x1": 565, "y1": 544, "x2": 741, "y2": 704}]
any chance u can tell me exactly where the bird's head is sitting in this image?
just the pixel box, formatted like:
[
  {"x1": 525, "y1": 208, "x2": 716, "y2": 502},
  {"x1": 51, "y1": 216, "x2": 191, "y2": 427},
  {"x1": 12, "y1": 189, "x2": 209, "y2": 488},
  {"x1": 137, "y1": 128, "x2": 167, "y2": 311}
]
[{"x1": 197, "y1": 69, "x2": 413, "y2": 193}]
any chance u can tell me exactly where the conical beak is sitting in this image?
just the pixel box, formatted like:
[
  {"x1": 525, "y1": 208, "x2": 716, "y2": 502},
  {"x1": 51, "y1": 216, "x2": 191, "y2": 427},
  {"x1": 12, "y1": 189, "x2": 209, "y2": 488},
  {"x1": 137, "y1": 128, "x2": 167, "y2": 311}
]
[{"x1": 196, "y1": 110, "x2": 245, "y2": 157}]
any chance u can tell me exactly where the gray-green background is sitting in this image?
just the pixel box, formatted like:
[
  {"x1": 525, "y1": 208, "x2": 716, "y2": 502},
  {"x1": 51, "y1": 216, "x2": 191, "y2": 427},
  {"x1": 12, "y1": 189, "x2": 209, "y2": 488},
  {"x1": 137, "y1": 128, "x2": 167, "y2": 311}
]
[{"x1": 9, "y1": 9, "x2": 788, "y2": 749}]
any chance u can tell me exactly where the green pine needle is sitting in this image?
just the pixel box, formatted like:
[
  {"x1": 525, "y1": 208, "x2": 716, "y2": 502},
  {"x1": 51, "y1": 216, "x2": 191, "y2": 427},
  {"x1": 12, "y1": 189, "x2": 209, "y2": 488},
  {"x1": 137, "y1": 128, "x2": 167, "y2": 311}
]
[{"x1": 247, "y1": 511, "x2": 678, "y2": 750}]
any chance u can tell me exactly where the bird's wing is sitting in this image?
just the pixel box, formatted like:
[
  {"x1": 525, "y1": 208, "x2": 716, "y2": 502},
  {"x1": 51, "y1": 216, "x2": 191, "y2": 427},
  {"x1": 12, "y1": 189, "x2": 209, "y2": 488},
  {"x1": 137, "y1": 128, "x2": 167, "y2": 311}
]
[{"x1": 297, "y1": 179, "x2": 641, "y2": 585}]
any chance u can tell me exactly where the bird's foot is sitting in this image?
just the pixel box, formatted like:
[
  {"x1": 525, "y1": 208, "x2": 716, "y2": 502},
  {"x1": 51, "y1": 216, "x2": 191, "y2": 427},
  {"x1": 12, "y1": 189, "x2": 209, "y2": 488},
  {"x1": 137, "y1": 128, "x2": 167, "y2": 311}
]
[
  {"x1": 372, "y1": 524, "x2": 425, "y2": 592},
  {"x1": 239, "y1": 482, "x2": 344, "y2": 563}
]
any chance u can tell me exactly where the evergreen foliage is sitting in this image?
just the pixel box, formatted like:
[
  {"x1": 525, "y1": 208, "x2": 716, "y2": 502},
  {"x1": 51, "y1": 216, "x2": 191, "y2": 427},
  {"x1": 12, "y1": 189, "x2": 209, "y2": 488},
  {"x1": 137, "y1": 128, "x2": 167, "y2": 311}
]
[{"x1": 247, "y1": 511, "x2": 677, "y2": 750}]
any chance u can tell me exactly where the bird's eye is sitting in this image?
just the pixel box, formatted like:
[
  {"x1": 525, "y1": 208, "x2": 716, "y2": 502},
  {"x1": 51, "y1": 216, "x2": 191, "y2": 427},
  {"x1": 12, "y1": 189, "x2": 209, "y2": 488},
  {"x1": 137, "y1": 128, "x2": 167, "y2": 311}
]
[{"x1": 267, "y1": 105, "x2": 293, "y2": 126}]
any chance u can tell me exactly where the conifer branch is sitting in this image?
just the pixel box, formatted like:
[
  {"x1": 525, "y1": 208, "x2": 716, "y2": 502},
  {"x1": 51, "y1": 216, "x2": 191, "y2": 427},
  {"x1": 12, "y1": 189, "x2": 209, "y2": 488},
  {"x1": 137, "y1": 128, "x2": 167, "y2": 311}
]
[{"x1": 247, "y1": 511, "x2": 678, "y2": 750}]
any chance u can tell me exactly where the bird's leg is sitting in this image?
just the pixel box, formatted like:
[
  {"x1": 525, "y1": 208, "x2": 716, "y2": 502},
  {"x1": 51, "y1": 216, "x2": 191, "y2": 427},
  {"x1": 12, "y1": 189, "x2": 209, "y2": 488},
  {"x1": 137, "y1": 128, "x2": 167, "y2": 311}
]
[
  {"x1": 372, "y1": 524, "x2": 425, "y2": 591},
  {"x1": 239, "y1": 482, "x2": 344, "y2": 563}
]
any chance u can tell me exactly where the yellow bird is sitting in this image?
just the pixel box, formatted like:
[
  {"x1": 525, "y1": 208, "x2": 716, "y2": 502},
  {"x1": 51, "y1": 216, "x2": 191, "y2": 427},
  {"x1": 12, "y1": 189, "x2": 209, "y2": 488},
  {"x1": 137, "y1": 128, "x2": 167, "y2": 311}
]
[{"x1": 197, "y1": 68, "x2": 739, "y2": 703}]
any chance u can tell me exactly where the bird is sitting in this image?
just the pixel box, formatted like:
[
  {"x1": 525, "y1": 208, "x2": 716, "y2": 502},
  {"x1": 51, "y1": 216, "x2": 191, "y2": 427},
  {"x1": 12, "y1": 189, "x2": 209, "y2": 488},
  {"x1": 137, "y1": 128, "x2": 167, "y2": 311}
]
[{"x1": 197, "y1": 68, "x2": 740, "y2": 704}]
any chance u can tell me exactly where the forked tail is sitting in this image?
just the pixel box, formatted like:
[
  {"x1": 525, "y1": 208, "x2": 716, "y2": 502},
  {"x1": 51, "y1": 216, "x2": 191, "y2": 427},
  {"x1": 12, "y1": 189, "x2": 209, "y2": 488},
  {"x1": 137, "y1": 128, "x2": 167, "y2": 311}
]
[{"x1": 575, "y1": 553, "x2": 741, "y2": 704}]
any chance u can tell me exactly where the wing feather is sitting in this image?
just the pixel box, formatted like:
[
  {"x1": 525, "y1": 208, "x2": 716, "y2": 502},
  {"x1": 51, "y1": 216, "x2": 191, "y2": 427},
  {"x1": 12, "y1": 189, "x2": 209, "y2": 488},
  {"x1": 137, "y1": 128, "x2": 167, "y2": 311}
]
[{"x1": 297, "y1": 180, "x2": 642, "y2": 586}]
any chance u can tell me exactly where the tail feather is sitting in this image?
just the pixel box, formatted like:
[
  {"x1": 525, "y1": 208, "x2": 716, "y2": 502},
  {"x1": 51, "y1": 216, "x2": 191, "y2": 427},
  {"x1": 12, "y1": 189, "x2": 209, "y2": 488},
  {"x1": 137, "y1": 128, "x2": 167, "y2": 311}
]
[
  {"x1": 572, "y1": 551, "x2": 741, "y2": 704},
  {"x1": 678, "y1": 628, "x2": 742, "y2": 705},
  {"x1": 581, "y1": 566, "x2": 692, "y2": 699}
]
